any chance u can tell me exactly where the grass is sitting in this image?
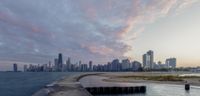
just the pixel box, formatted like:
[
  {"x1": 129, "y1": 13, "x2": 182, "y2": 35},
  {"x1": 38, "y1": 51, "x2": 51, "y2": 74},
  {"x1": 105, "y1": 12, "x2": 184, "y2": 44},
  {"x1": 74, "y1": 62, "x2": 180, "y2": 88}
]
[{"x1": 115, "y1": 75, "x2": 189, "y2": 81}]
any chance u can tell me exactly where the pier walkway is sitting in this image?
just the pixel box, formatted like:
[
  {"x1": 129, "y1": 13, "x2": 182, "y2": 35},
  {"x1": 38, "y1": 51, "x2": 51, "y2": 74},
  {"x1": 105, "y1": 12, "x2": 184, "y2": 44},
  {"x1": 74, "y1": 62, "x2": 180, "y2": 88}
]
[{"x1": 32, "y1": 73, "x2": 93, "y2": 96}]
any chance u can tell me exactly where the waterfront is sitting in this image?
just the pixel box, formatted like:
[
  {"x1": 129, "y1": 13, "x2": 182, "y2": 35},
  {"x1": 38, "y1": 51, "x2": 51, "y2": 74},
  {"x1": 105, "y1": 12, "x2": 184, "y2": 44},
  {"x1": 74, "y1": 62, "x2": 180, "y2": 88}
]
[
  {"x1": 0, "y1": 72, "x2": 76, "y2": 96},
  {"x1": 1, "y1": 72, "x2": 200, "y2": 96},
  {"x1": 80, "y1": 73, "x2": 200, "y2": 96},
  {"x1": 94, "y1": 84, "x2": 200, "y2": 96}
]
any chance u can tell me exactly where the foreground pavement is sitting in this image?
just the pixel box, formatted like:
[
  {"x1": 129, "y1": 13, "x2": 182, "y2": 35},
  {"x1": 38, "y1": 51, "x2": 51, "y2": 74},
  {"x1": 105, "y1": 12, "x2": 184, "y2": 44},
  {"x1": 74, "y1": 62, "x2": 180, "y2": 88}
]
[{"x1": 32, "y1": 73, "x2": 93, "y2": 96}]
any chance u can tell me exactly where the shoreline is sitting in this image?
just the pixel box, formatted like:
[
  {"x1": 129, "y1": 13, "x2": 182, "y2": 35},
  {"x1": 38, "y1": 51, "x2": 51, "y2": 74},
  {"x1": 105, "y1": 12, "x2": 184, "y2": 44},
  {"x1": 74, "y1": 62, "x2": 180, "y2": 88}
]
[
  {"x1": 97, "y1": 72, "x2": 200, "y2": 87},
  {"x1": 32, "y1": 72, "x2": 102, "y2": 96},
  {"x1": 32, "y1": 72, "x2": 200, "y2": 96},
  {"x1": 103, "y1": 78, "x2": 200, "y2": 87}
]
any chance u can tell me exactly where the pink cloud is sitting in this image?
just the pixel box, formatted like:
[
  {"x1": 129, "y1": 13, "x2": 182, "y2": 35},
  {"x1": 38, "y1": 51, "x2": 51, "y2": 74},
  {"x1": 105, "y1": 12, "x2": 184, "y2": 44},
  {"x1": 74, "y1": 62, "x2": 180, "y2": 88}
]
[{"x1": 81, "y1": 44, "x2": 113, "y2": 56}]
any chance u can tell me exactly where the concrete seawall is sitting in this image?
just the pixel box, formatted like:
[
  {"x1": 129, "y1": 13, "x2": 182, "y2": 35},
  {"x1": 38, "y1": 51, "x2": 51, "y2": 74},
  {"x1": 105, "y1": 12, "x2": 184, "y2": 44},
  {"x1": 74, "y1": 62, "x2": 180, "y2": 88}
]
[
  {"x1": 33, "y1": 72, "x2": 148, "y2": 96},
  {"x1": 80, "y1": 75, "x2": 146, "y2": 95},
  {"x1": 32, "y1": 73, "x2": 100, "y2": 96},
  {"x1": 86, "y1": 86, "x2": 146, "y2": 95}
]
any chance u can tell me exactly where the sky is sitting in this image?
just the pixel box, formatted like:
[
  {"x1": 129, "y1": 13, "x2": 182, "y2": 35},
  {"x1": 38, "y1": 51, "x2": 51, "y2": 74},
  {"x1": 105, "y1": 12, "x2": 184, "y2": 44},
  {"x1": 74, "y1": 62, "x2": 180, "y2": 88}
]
[{"x1": 0, "y1": 0, "x2": 199, "y2": 71}]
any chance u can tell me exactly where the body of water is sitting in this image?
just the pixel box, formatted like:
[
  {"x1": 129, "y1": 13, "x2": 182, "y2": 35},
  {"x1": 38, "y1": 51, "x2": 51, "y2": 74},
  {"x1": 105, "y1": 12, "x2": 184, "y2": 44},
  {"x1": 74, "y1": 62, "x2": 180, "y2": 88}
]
[{"x1": 0, "y1": 72, "x2": 76, "y2": 96}]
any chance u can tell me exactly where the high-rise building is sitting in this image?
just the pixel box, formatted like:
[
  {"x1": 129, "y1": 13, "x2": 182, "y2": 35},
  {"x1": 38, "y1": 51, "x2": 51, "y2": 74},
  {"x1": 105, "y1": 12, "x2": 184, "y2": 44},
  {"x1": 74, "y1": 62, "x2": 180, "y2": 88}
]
[
  {"x1": 54, "y1": 58, "x2": 58, "y2": 71},
  {"x1": 13, "y1": 63, "x2": 18, "y2": 72},
  {"x1": 78, "y1": 60, "x2": 82, "y2": 71},
  {"x1": 89, "y1": 61, "x2": 93, "y2": 71},
  {"x1": 121, "y1": 59, "x2": 131, "y2": 70},
  {"x1": 81, "y1": 64, "x2": 88, "y2": 71},
  {"x1": 143, "y1": 54, "x2": 147, "y2": 68},
  {"x1": 66, "y1": 57, "x2": 71, "y2": 71},
  {"x1": 165, "y1": 58, "x2": 176, "y2": 68},
  {"x1": 143, "y1": 50, "x2": 154, "y2": 69},
  {"x1": 107, "y1": 62, "x2": 112, "y2": 71},
  {"x1": 58, "y1": 53, "x2": 63, "y2": 71},
  {"x1": 111, "y1": 59, "x2": 120, "y2": 71},
  {"x1": 147, "y1": 50, "x2": 154, "y2": 69}
]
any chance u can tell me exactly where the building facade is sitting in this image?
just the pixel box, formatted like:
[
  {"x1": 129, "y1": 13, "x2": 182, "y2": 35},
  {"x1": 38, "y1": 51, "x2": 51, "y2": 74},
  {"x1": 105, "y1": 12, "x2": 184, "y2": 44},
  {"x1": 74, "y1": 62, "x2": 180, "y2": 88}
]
[{"x1": 143, "y1": 50, "x2": 154, "y2": 69}]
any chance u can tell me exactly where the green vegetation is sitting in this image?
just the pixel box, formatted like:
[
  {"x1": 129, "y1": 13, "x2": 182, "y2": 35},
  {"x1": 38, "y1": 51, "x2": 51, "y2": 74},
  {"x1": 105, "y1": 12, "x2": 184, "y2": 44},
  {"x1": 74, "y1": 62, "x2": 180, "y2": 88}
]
[
  {"x1": 146, "y1": 75, "x2": 183, "y2": 81},
  {"x1": 116, "y1": 75, "x2": 200, "y2": 82}
]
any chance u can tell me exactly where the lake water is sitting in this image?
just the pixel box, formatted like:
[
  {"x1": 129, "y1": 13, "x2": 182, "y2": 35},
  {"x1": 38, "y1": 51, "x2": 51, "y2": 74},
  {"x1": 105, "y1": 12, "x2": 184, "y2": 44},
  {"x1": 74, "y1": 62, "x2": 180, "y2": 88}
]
[
  {"x1": 80, "y1": 75, "x2": 200, "y2": 96},
  {"x1": 0, "y1": 72, "x2": 76, "y2": 96}
]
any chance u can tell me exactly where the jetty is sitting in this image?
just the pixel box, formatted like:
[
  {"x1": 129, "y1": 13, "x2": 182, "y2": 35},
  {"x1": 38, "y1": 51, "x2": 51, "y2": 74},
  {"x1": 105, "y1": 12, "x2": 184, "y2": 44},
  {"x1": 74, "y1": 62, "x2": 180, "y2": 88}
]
[
  {"x1": 33, "y1": 73, "x2": 146, "y2": 96},
  {"x1": 80, "y1": 75, "x2": 146, "y2": 95},
  {"x1": 32, "y1": 73, "x2": 94, "y2": 96}
]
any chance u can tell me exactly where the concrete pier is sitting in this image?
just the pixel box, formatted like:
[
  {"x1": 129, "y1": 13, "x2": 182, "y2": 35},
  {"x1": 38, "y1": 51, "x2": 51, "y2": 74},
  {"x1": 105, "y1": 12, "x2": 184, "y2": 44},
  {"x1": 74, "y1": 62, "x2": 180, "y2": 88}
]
[
  {"x1": 32, "y1": 73, "x2": 95, "y2": 96},
  {"x1": 86, "y1": 86, "x2": 146, "y2": 95},
  {"x1": 80, "y1": 75, "x2": 146, "y2": 95}
]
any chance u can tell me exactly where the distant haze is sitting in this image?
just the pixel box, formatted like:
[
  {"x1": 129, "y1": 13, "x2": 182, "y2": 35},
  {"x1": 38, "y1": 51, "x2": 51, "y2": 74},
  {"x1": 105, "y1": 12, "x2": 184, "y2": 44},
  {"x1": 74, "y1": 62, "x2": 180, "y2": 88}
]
[{"x1": 0, "y1": 0, "x2": 200, "y2": 70}]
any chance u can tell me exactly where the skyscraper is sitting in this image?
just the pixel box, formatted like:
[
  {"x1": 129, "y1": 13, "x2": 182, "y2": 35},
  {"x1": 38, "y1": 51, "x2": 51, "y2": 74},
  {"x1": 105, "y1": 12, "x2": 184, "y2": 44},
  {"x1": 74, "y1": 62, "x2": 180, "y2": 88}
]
[
  {"x1": 111, "y1": 59, "x2": 120, "y2": 71},
  {"x1": 78, "y1": 60, "x2": 82, "y2": 71},
  {"x1": 143, "y1": 50, "x2": 154, "y2": 69},
  {"x1": 121, "y1": 59, "x2": 131, "y2": 70},
  {"x1": 89, "y1": 61, "x2": 93, "y2": 71},
  {"x1": 58, "y1": 53, "x2": 63, "y2": 72},
  {"x1": 147, "y1": 50, "x2": 154, "y2": 69},
  {"x1": 143, "y1": 54, "x2": 147, "y2": 68},
  {"x1": 54, "y1": 58, "x2": 58, "y2": 71},
  {"x1": 66, "y1": 57, "x2": 71, "y2": 71},
  {"x1": 13, "y1": 63, "x2": 18, "y2": 72}
]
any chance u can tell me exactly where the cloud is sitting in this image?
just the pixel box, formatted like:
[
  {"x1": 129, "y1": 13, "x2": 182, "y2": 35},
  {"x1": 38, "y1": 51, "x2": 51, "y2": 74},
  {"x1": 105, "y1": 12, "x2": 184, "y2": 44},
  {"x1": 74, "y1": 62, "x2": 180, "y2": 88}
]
[{"x1": 0, "y1": 0, "x2": 198, "y2": 69}]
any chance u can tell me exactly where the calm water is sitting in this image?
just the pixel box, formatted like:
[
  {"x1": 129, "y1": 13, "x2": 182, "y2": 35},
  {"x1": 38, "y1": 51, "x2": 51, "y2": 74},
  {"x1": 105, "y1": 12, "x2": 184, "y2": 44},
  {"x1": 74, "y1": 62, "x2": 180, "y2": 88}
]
[
  {"x1": 0, "y1": 72, "x2": 76, "y2": 96},
  {"x1": 80, "y1": 75, "x2": 200, "y2": 96}
]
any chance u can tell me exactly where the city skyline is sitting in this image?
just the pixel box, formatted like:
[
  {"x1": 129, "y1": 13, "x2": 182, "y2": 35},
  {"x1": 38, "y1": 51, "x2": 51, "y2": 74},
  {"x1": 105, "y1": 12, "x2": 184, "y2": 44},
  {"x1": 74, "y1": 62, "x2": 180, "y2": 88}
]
[
  {"x1": 21, "y1": 51, "x2": 176, "y2": 72},
  {"x1": 0, "y1": 0, "x2": 200, "y2": 71},
  {"x1": 11, "y1": 50, "x2": 177, "y2": 72}
]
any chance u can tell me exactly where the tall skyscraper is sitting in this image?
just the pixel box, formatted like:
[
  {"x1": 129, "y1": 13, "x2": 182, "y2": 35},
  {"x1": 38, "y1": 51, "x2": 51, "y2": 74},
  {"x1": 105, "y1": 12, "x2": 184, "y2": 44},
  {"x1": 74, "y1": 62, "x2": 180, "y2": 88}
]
[
  {"x1": 143, "y1": 54, "x2": 147, "y2": 68},
  {"x1": 58, "y1": 53, "x2": 63, "y2": 71},
  {"x1": 78, "y1": 60, "x2": 82, "y2": 71},
  {"x1": 66, "y1": 57, "x2": 71, "y2": 71},
  {"x1": 147, "y1": 50, "x2": 154, "y2": 69},
  {"x1": 89, "y1": 61, "x2": 93, "y2": 71},
  {"x1": 143, "y1": 50, "x2": 154, "y2": 69},
  {"x1": 54, "y1": 58, "x2": 58, "y2": 71},
  {"x1": 13, "y1": 63, "x2": 18, "y2": 72}
]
